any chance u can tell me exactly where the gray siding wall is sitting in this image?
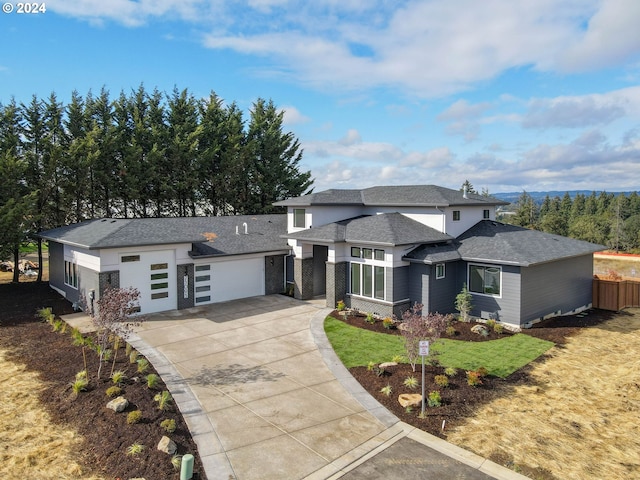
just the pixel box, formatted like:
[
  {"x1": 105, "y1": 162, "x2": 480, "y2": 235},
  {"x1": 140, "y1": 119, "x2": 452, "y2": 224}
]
[
  {"x1": 520, "y1": 255, "x2": 593, "y2": 323},
  {"x1": 467, "y1": 264, "x2": 522, "y2": 326},
  {"x1": 264, "y1": 254, "x2": 285, "y2": 295},
  {"x1": 391, "y1": 265, "x2": 410, "y2": 302},
  {"x1": 429, "y1": 264, "x2": 458, "y2": 315},
  {"x1": 407, "y1": 263, "x2": 429, "y2": 308}
]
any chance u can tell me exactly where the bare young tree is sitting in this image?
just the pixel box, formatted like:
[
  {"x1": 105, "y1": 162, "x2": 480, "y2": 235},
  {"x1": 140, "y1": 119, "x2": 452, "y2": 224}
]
[{"x1": 399, "y1": 303, "x2": 449, "y2": 372}]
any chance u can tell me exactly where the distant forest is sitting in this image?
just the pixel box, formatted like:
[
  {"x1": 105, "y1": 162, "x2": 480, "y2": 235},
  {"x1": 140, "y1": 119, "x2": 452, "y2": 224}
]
[{"x1": 0, "y1": 85, "x2": 314, "y2": 269}]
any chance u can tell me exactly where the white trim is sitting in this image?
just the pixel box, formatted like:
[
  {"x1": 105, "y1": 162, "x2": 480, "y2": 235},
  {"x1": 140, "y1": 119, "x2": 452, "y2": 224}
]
[
  {"x1": 435, "y1": 263, "x2": 445, "y2": 279},
  {"x1": 467, "y1": 262, "x2": 502, "y2": 298}
]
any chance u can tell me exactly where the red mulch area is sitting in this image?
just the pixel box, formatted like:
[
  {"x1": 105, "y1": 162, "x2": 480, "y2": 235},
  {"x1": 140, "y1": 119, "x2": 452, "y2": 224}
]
[
  {"x1": 0, "y1": 282, "x2": 207, "y2": 480},
  {"x1": 332, "y1": 308, "x2": 616, "y2": 442}
]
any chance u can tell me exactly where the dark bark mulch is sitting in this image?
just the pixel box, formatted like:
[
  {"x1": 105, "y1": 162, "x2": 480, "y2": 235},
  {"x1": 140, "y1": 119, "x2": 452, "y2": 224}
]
[{"x1": 0, "y1": 282, "x2": 207, "y2": 480}]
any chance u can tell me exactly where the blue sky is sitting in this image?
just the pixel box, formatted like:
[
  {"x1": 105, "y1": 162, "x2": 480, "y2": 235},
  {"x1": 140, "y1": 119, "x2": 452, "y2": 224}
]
[{"x1": 2, "y1": 0, "x2": 640, "y2": 194}]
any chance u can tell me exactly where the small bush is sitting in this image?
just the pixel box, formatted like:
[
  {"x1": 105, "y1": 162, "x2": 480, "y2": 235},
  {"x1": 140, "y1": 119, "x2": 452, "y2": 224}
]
[
  {"x1": 160, "y1": 418, "x2": 177, "y2": 433},
  {"x1": 444, "y1": 367, "x2": 458, "y2": 377},
  {"x1": 111, "y1": 370, "x2": 127, "y2": 385},
  {"x1": 126, "y1": 442, "x2": 145, "y2": 456},
  {"x1": 365, "y1": 313, "x2": 375, "y2": 325},
  {"x1": 475, "y1": 366, "x2": 489, "y2": 377},
  {"x1": 467, "y1": 370, "x2": 483, "y2": 387},
  {"x1": 154, "y1": 390, "x2": 173, "y2": 411},
  {"x1": 427, "y1": 390, "x2": 442, "y2": 407},
  {"x1": 71, "y1": 378, "x2": 88, "y2": 396},
  {"x1": 494, "y1": 323, "x2": 504, "y2": 334},
  {"x1": 129, "y1": 350, "x2": 139, "y2": 364},
  {"x1": 366, "y1": 361, "x2": 376, "y2": 371},
  {"x1": 171, "y1": 454, "x2": 183, "y2": 471},
  {"x1": 137, "y1": 358, "x2": 150, "y2": 374},
  {"x1": 106, "y1": 386, "x2": 122, "y2": 398},
  {"x1": 146, "y1": 373, "x2": 160, "y2": 389},
  {"x1": 380, "y1": 384, "x2": 393, "y2": 397},
  {"x1": 336, "y1": 300, "x2": 346, "y2": 311},
  {"x1": 403, "y1": 376, "x2": 419, "y2": 389},
  {"x1": 392, "y1": 354, "x2": 405, "y2": 363},
  {"x1": 445, "y1": 325, "x2": 457, "y2": 337},
  {"x1": 486, "y1": 319, "x2": 497, "y2": 330},
  {"x1": 127, "y1": 410, "x2": 143, "y2": 424},
  {"x1": 76, "y1": 370, "x2": 88, "y2": 381},
  {"x1": 102, "y1": 348, "x2": 113, "y2": 362},
  {"x1": 382, "y1": 317, "x2": 394, "y2": 329},
  {"x1": 52, "y1": 319, "x2": 64, "y2": 332},
  {"x1": 37, "y1": 307, "x2": 55, "y2": 324},
  {"x1": 434, "y1": 375, "x2": 449, "y2": 388}
]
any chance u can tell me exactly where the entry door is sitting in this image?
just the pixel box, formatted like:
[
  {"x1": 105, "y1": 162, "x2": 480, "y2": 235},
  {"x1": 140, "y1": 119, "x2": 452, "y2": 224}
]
[{"x1": 313, "y1": 245, "x2": 328, "y2": 296}]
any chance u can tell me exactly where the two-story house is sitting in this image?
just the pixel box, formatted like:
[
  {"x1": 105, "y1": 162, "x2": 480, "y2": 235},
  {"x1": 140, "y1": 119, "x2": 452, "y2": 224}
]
[{"x1": 40, "y1": 184, "x2": 603, "y2": 328}]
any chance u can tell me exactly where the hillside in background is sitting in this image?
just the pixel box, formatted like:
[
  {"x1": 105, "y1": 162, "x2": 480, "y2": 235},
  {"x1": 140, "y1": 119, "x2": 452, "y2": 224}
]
[{"x1": 493, "y1": 190, "x2": 638, "y2": 205}]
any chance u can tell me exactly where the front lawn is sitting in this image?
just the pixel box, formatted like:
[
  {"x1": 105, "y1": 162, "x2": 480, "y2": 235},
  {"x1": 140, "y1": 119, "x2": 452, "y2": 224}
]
[{"x1": 324, "y1": 315, "x2": 553, "y2": 377}]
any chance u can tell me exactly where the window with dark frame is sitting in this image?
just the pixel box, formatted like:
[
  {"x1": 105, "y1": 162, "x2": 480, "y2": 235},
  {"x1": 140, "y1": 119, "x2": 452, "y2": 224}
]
[
  {"x1": 469, "y1": 264, "x2": 501, "y2": 296},
  {"x1": 293, "y1": 208, "x2": 306, "y2": 228},
  {"x1": 453, "y1": 210, "x2": 460, "y2": 221},
  {"x1": 483, "y1": 209, "x2": 490, "y2": 219}
]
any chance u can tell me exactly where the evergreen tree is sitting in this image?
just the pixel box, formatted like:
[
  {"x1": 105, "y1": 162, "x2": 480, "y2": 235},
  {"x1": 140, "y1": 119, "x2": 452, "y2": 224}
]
[
  {"x1": 511, "y1": 191, "x2": 539, "y2": 229},
  {"x1": 460, "y1": 180, "x2": 477, "y2": 195}
]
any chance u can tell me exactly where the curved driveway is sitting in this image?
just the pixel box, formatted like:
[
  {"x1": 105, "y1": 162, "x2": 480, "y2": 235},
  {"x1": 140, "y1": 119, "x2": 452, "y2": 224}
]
[{"x1": 126, "y1": 295, "x2": 527, "y2": 480}]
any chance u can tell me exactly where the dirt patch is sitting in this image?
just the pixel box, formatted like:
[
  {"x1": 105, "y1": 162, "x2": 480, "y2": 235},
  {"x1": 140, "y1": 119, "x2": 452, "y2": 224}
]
[{"x1": 0, "y1": 282, "x2": 207, "y2": 480}]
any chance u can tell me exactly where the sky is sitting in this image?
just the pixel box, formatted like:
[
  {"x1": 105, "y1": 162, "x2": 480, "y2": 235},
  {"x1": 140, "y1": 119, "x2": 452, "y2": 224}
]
[{"x1": 1, "y1": 0, "x2": 640, "y2": 195}]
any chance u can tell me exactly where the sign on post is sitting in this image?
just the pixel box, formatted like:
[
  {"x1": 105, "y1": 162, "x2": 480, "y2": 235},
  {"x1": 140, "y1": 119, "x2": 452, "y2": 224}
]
[{"x1": 419, "y1": 340, "x2": 429, "y2": 356}]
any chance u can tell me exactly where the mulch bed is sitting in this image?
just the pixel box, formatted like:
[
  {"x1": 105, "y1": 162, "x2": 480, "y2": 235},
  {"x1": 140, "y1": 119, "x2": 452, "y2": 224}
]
[
  {"x1": 0, "y1": 282, "x2": 207, "y2": 480},
  {"x1": 333, "y1": 308, "x2": 616, "y2": 444}
]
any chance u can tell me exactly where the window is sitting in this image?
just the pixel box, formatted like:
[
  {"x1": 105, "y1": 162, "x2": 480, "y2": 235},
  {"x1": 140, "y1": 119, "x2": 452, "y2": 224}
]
[
  {"x1": 151, "y1": 292, "x2": 169, "y2": 299},
  {"x1": 195, "y1": 264, "x2": 210, "y2": 272},
  {"x1": 469, "y1": 264, "x2": 501, "y2": 296},
  {"x1": 121, "y1": 255, "x2": 140, "y2": 262},
  {"x1": 293, "y1": 208, "x2": 306, "y2": 228},
  {"x1": 350, "y1": 263, "x2": 385, "y2": 300},
  {"x1": 483, "y1": 209, "x2": 490, "y2": 219},
  {"x1": 374, "y1": 249, "x2": 384, "y2": 260},
  {"x1": 64, "y1": 261, "x2": 78, "y2": 289},
  {"x1": 351, "y1": 247, "x2": 361, "y2": 257},
  {"x1": 151, "y1": 263, "x2": 168, "y2": 270},
  {"x1": 435, "y1": 263, "x2": 445, "y2": 279},
  {"x1": 453, "y1": 210, "x2": 461, "y2": 221},
  {"x1": 362, "y1": 248, "x2": 373, "y2": 259},
  {"x1": 151, "y1": 273, "x2": 168, "y2": 280},
  {"x1": 351, "y1": 263, "x2": 361, "y2": 295}
]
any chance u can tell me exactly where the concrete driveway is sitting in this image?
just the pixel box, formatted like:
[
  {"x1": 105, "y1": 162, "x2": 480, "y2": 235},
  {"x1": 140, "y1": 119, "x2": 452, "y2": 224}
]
[{"x1": 119, "y1": 295, "x2": 527, "y2": 480}]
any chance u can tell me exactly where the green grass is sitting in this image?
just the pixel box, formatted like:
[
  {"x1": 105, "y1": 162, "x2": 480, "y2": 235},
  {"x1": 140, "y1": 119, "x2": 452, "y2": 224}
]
[{"x1": 324, "y1": 316, "x2": 554, "y2": 378}]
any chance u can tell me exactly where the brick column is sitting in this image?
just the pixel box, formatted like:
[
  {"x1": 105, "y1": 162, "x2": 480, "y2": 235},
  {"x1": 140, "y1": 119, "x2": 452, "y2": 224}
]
[
  {"x1": 294, "y1": 257, "x2": 314, "y2": 300},
  {"x1": 326, "y1": 261, "x2": 347, "y2": 309}
]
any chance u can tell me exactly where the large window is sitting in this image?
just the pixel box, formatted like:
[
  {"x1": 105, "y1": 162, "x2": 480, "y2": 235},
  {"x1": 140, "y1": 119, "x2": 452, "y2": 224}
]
[
  {"x1": 64, "y1": 261, "x2": 78, "y2": 289},
  {"x1": 350, "y1": 248, "x2": 385, "y2": 301},
  {"x1": 293, "y1": 208, "x2": 306, "y2": 228},
  {"x1": 469, "y1": 264, "x2": 501, "y2": 296}
]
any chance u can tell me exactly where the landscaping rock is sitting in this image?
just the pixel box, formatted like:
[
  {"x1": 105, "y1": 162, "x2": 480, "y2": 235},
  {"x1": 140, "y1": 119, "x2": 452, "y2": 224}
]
[
  {"x1": 398, "y1": 393, "x2": 422, "y2": 408},
  {"x1": 157, "y1": 435, "x2": 177, "y2": 455},
  {"x1": 106, "y1": 396, "x2": 129, "y2": 413},
  {"x1": 471, "y1": 325, "x2": 488, "y2": 336},
  {"x1": 379, "y1": 362, "x2": 398, "y2": 369}
]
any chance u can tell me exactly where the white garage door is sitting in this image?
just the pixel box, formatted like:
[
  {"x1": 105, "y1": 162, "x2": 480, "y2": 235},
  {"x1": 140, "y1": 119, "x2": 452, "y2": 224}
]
[
  {"x1": 119, "y1": 250, "x2": 176, "y2": 314},
  {"x1": 194, "y1": 258, "x2": 264, "y2": 305}
]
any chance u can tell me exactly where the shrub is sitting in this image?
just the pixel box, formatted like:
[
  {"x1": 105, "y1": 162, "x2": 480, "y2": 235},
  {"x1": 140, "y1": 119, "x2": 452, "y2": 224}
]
[
  {"x1": 444, "y1": 367, "x2": 458, "y2": 377},
  {"x1": 106, "y1": 386, "x2": 122, "y2": 398},
  {"x1": 160, "y1": 418, "x2": 177, "y2": 433},
  {"x1": 365, "y1": 313, "x2": 375, "y2": 325},
  {"x1": 111, "y1": 369, "x2": 127, "y2": 385},
  {"x1": 129, "y1": 350, "x2": 139, "y2": 364},
  {"x1": 434, "y1": 375, "x2": 449, "y2": 388},
  {"x1": 427, "y1": 390, "x2": 442, "y2": 407},
  {"x1": 380, "y1": 384, "x2": 392, "y2": 397},
  {"x1": 52, "y1": 319, "x2": 64, "y2": 332},
  {"x1": 467, "y1": 370, "x2": 483, "y2": 387},
  {"x1": 445, "y1": 325, "x2": 457, "y2": 337},
  {"x1": 171, "y1": 454, "x2": 183, "y2": 471},
  {"x1": 336, "y1": 300, "x2": 346, "y2": 311},
  {"x1": 494, "y1": 323, "x2": 504, "y2": 334},
  {"x1": 126, "y1": 442, "x2": 145, "y2": 456},
  {"x1": 403, "y1": 376, "x2": 419, "y2": 389},
  {"x1": 137, "y1": 358, "x2": 150, "y2": 374},
  {"x1": 71, "y1": 377, "x2": 88, "y2": 396},
  {"x1": 382, "y1": 317, "x2": 394, "y2": 329},
  {"x1": 366, "y1": 361, "x2": 376, "y2": 371},
  {"x1": 475, "y1": 366, "x2": 489, "y2": 377},
  {"x1": 392, "y1": 355, "x2": 405, "y2": 363},
  {"x1": 37, "y1": 307, "x2": 55, "y2": 324},
  {"x1": 146, "y1": 373, "x2": 160, "y2": 389},
  {"x1": 455, "y1": 283, "x2": 473, "y2": 322},
  {"x1": 127, "y1": 410, "x2": 143, "y2": 425},
  {"x1": 154, "y1": 390, "x2": 173, "y2": 411}
]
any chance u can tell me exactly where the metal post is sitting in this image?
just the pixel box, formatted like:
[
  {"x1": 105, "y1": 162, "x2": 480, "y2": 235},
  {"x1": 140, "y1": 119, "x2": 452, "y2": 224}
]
[{"x1": 421, "y1": 354, "x2": 425, "y2": 415}]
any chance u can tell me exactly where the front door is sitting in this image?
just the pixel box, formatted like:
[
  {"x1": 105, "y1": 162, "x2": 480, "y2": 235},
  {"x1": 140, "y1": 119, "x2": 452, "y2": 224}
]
[{"x1": 312, "y1": 245, "x2": 328, "y2": 296}]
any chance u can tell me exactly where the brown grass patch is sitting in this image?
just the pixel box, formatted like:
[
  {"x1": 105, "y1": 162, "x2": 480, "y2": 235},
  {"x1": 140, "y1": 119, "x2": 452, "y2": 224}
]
[
  {"x1": 447, "y1": 308, "x2": 640, "y2": 479},
  {"x1": 0, "y1": 349, "x2": 105, "y2": 480}
]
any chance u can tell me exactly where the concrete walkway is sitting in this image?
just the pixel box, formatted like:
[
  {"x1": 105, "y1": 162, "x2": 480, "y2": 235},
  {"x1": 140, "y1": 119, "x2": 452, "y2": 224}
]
[{"x1": 64, "y1": 295, "x2": 529, "y2": 480}]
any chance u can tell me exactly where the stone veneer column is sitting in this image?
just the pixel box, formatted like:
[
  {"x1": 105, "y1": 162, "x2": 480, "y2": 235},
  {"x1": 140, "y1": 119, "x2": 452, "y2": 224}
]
[
  {"x1": 294, "y1": 257, "x2": 314, "y2": 300},
  {"x1": 98, "y1": 271, "x2": 120, "y2": 295},
  {"x1": 325, "y1": 261, "x2": 347, "y2": 309}
]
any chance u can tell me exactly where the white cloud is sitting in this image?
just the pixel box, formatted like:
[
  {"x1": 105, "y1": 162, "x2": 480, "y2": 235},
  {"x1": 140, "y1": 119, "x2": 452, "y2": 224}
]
[
  {"x1": 281, "y1": 106, "x2": 310, "y2": 125},
  {"x1": 338, "y1": 129, "x2": 362, "y2": 146}
]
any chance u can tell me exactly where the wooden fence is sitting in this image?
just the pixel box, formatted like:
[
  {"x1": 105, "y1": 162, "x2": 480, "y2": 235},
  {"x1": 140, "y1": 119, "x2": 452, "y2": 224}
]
[{"x1": 593, "y1": 278, "x2": 640, "y2": 311}]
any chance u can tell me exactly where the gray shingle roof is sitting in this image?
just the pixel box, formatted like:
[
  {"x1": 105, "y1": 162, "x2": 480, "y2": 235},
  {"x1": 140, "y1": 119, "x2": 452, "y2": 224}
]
[
  {"x1": 403, "y1": 242, "x2": 462, "y2": 264},
  {"x1": 39, "y1": 215, "x2": 290, "y2": 257},
  {"x1": 456, "y1": 220, "x2": 604, "y2": 266},
  {"x1": 286, "y1": 213, "x2": 453, "y2": 246},
  {"x1": 274, "y1": 185, "x2": 508, "y2": 207}
]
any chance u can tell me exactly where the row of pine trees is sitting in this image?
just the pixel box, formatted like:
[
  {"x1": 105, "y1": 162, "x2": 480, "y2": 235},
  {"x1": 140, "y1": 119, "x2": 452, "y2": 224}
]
[{"x1": 0, "y1": 85, "x2": 314, "y2": 273}]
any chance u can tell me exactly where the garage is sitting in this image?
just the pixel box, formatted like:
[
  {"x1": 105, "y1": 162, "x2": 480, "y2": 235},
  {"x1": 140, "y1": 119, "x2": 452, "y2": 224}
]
[{"x1": 194, "y1": 257, "x2": 265, "y2": 305}]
